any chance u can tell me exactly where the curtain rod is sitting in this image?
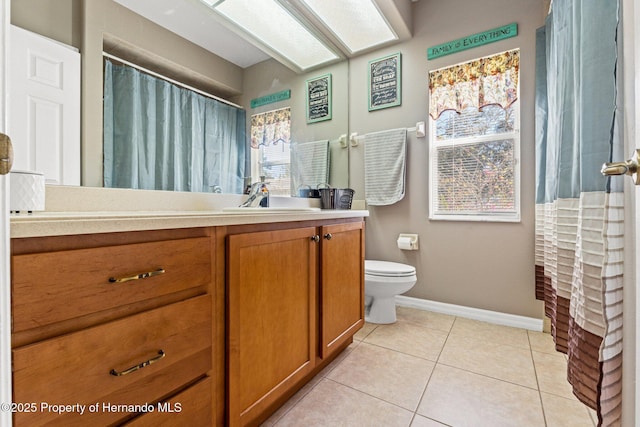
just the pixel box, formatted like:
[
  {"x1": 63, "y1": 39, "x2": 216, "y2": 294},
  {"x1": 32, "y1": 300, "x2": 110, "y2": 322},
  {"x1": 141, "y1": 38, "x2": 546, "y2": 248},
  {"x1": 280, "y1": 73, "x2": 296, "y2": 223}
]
[{"x1": 102, "y1": 52, "x2": 244, "y2": 110}]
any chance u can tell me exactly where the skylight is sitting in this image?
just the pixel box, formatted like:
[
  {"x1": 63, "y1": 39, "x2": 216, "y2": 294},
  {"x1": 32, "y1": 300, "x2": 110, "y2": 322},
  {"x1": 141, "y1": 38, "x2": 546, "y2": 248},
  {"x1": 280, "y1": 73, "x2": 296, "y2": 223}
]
[
  {"x1": 299, "y1": 0, "x2": 398, "y2": 54},
  {"x1": 204, "y1": 0, "x2": 340, "y2": 71}
]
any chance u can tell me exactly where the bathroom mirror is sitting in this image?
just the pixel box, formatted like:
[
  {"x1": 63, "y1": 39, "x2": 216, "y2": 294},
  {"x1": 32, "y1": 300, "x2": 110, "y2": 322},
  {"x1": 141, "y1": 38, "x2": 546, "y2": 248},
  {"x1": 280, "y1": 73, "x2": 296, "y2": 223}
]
[{"x1": 10, "y1": 0, "x2": 349, "y2": 195}]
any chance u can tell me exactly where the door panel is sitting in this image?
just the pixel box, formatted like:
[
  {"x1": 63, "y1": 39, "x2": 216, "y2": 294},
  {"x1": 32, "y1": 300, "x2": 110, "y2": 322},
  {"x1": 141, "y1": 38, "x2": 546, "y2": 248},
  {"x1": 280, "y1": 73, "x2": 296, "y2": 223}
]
[
  {"x1": 8, "y1": 25, "x2": 80, "y2": 185},
  {"x1": 226, "y1": 227, "x2": 317, "y2": 427},
  {"x1": 320, "y1": 221, "x2": 365, "y2": 358}
]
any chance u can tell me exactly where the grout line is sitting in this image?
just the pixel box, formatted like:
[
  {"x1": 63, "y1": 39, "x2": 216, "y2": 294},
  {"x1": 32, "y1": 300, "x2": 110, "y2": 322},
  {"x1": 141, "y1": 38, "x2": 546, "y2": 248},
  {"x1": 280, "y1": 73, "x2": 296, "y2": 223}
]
[
  {"x1": 323, "y1": 377, "x2": 418, "y2": 415},
  {"x1": 410, "y1": 316, "x2": 457, "y2": 427},
  {"x1": 528, "y1": 330, "x2": 549, "y2": 426},
  {"x1": 265, "y1": 378, "x2": 323, "y2": 426}
]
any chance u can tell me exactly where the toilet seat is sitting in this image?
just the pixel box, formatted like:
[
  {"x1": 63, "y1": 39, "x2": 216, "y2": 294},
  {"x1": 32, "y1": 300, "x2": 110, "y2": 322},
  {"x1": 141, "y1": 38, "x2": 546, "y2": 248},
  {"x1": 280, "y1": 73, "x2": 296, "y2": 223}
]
[{"x1": 365, "y1": 260, "x2": 416, "y2": 278}]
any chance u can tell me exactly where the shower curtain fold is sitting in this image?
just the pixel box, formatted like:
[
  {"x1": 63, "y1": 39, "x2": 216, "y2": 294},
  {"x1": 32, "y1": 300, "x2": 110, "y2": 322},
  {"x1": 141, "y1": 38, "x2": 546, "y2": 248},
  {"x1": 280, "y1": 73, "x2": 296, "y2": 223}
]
[
  {"x1": 534, "y1": 1, "x2": 622, "y2": 425},
  {"x1": 103, "y1": 59, "x2": 246, "y2": 194}
]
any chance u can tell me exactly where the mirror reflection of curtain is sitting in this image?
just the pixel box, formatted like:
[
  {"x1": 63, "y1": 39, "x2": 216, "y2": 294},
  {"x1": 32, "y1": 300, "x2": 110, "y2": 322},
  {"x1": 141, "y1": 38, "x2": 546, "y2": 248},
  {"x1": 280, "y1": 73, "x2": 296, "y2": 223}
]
[
  {"x1": 250, "y1": 108, "x2": 291, "y2": 195},
  {"x1": 535, "y1": 0, "x2": 621, "y2": 425},
  {"x1": 103, "y1": 59, "x2": 246, "y2": 194}
]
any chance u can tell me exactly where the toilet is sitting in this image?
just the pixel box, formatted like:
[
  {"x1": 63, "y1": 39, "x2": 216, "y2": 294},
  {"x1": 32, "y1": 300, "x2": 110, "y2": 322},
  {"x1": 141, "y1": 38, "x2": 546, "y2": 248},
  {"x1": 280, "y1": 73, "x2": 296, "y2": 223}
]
[{"x1": 364, "y1": 260, "x2": 417, "y2": 324}]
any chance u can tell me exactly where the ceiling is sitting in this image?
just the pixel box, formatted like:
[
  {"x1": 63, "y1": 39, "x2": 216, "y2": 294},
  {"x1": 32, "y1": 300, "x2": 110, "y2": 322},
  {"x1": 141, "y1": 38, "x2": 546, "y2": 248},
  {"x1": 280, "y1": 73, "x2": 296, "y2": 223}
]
[
  {"x1": 113, "y1": 0, "x2": 271, "y2": 68},
  {"x1": 113, "y1": 0, "x2": 413, "y2": 71}
]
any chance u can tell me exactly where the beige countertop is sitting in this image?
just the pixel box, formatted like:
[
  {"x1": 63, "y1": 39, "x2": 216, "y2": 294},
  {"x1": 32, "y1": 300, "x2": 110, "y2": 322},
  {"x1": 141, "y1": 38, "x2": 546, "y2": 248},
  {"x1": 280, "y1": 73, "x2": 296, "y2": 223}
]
[{"x1": 10, "y1": 186, "x2": 368, "y2": 238}]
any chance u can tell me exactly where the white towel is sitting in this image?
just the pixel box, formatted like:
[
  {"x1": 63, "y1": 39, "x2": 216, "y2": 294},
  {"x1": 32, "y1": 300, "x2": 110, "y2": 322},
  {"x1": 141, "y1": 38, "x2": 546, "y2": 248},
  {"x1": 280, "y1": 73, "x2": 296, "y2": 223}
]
[
  {"x1": 364, "y1": 128, "x2": 407, "y2": 205},
  {"x1": 291, "y1": 140, "x2": 330, "y2": 192}
]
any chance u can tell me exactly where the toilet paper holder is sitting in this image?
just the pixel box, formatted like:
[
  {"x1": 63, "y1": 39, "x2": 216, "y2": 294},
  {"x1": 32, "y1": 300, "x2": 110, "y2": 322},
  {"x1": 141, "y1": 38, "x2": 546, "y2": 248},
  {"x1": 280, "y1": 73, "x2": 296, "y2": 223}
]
[{"x1": 397, "y1": 233, "x2": 419, "y2": 250}]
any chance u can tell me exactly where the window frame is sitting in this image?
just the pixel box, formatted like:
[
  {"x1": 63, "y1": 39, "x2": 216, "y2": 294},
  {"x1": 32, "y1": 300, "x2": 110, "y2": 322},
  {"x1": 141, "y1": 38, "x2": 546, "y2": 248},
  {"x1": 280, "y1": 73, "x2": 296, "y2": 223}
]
[
  {"x1": 252, "y1": 141, "x2": 292, "y2": 196},
  {"x1": 428, "y1": 102, "x2": 521, "y2": 223}
]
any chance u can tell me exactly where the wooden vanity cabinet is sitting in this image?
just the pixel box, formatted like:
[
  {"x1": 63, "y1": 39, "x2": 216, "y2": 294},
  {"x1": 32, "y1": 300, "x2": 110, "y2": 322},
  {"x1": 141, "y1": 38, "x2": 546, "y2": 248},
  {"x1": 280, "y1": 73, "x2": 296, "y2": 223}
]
[
  {"x1": 319, "y1": 222, "x2": 365, "y2": 359},
  {"x1": 225, "y1": 219, "x2": 365, "y2": 427},
  {"x1": 10, "y1": 228, "x2": 216, "y2": 426}
]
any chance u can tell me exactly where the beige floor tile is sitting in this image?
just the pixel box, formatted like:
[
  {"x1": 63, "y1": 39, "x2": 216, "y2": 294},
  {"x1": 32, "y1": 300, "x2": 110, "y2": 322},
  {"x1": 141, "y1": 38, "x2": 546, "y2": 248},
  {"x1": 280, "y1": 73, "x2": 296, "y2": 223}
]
[
  {"x1": 417, "y1": 364, "x2": 545, "y2": 427},
  {"x1": 587, "y1": 407, "x2": 598, "y2": 426},
  {"x1": 438, "y1": 333, "x2": 538, "y2": 389},
  {"x1": 273, "y1": 379, "x2": 414, "y2": 427},
  {"x1": 263, "y1": 342, "x2": 359, "y2": 425},
  {"x1": 353, "y1": 322, "x2": 378, "y2": 341},
  {"x1": 450, "y1": 317, "x2": 531, "y2": 349},
  {"x1": 532, "y1": 350, "x2": 576, "y2": 399},
  {"x1": 410, "y1": 414, "x2": 448, "y2": 426},
  {"x1": 541, "y1": 392, "x2": 596, "y2": 427},
  {"x1": 261, "y1": 374, "x2": 324, "y2": 426},
  {"x1": 316, "y1": 341, "x2": 359, "y2": 378},
  {"x1": 326, "y1": 342, "x2": 435, "y2": 411},
  {"x1": 396, "y1": 306, "x2": 455, "y2": 333},
  {"x1": 363, "y1": 320, "x2": 449, "y2": 361},
  {"x1": 528, "y1": 330, "x2": 559, "y2": 354}
]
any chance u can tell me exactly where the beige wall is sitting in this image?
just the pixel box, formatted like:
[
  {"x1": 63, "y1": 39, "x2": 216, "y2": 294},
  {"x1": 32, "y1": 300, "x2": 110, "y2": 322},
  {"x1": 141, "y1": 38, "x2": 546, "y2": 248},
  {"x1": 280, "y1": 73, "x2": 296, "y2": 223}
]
[
  {"x1": 349, "y1": 0, "x2": 544, "y2": 318},
  {"x1": 239, "y1": 59, "x2": 350, "y2": 188},
  {"x1": 11, "y1": 0, "x2": 82, "y2": 48}
]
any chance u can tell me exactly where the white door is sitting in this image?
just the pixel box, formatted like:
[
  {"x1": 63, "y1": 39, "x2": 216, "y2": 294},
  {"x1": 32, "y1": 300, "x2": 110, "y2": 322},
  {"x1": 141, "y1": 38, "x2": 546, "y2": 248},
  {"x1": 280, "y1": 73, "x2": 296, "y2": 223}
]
[
  {"x1": 622, "y1": 0, "x2": 640, "y2": 425},
  {"x1": 632, "y1": 0, "x2": 640, "y2": 423},
  {"x1": 0, "y1": 1, "x2": 12, "y2": 426},
  {"x1": 8, "y1": 24, "x2": 80, "y2": 185}
]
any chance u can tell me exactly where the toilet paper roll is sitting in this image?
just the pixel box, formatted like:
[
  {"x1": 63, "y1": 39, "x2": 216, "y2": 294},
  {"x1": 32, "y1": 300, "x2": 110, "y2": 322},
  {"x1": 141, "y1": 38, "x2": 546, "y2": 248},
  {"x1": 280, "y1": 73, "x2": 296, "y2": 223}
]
[
  {"x1": 397, "y1": 236, "x2": 413, "y2": 250},
  {"x1": 10, "y1": 170, "x2": 45, "y2": 212}
]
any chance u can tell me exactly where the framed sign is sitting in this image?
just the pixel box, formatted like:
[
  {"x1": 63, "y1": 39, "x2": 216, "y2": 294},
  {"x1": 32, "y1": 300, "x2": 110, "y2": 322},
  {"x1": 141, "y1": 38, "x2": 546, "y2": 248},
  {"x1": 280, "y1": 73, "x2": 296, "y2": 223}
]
[
  {"x1": 250, "y1": 89, "x2": 291, "y2": 108},
  {"x1": 427, "y1": 23, "x2": 518, "y2": 60},
  {"x1": 306, "y1": 73, "x2": 332, "y2": 123},
  {"x1": 368, "y1": 52, "x2": 401, "y2": 111}
]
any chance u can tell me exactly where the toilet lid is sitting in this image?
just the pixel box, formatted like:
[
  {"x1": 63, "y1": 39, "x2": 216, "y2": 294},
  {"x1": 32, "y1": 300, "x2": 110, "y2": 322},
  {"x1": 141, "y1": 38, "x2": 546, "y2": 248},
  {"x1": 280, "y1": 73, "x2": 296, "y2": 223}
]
[{"x1": 365, "y1": 260, "x2": 416, "y2": 277}]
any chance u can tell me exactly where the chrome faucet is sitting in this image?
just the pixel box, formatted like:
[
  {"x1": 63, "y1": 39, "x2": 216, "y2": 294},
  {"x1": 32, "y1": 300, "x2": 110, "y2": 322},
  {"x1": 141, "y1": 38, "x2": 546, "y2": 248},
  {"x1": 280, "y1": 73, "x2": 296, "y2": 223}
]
[{"x1": 239, "y1": 181, "x2": 270, "y2": 207}]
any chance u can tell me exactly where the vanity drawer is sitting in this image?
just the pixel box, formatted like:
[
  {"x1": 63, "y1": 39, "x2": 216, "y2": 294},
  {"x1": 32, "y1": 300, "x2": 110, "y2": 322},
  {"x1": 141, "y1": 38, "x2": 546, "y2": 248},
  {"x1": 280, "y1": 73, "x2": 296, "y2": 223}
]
[
  {"x1": 12, "y1": 295, "x2": 212, "y2": 426},
  {"x1": 12, "y1": 236, "x2": 211, "y2": 332},
  {"x1": 123, "y1": 377, "x2": 212, "y2": 426}
]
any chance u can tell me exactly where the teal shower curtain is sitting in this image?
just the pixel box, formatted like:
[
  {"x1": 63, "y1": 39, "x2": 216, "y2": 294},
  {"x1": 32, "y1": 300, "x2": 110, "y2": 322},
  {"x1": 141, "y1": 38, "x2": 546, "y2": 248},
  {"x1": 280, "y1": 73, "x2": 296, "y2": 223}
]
[
  {"x1": 103, "y1": 59, "x2": 246, "y2": 194},
  {"x1": 535, "y1": 1, "x2": 622, "y2": 425}
]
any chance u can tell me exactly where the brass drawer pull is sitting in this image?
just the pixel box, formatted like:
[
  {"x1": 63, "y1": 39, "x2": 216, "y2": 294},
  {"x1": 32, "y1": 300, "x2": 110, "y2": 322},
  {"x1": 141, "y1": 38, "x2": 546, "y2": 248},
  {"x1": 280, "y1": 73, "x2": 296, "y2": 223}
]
[
  {"x1": 108, "y1": 268, "x2": 165, "y2": 283},
  {"x1": 110, "y1": 350, "x2": 165, "y2": 376}
]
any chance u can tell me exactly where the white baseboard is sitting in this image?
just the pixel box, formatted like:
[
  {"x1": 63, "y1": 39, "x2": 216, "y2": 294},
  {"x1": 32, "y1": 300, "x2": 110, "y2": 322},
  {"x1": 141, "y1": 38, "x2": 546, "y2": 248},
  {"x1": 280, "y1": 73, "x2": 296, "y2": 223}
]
[{"x1": 395, "y1": 295, "x2": 544, "y2": 332}]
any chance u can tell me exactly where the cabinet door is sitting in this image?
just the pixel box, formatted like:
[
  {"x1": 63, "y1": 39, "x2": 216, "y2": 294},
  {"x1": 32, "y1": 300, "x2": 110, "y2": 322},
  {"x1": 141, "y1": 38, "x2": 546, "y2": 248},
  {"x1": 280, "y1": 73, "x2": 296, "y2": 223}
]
[
  {"x1": 227, "y1": 227, "x2": 317, "y2": 427},
  {"x1": 320, "y1": 221, "x2": 365, "y2": 358}
]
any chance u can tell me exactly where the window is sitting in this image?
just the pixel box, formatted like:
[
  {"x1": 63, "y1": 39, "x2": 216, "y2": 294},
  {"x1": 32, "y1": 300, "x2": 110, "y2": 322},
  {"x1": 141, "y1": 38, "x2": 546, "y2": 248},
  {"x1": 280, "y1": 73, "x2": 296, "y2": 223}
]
[
  {"x1": 428, "y1": 50, "x2": 520, "y2": 222},
  {"x1": 250, "y1": 107, "x2": 292, "y2": 196}
]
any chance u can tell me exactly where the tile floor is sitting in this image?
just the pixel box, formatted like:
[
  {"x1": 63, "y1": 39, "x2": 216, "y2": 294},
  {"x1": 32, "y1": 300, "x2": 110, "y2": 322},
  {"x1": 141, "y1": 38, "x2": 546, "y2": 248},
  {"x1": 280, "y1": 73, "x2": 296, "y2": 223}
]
[{"x1": 262, "y1": 306, "x2": 598, "y2": 427}]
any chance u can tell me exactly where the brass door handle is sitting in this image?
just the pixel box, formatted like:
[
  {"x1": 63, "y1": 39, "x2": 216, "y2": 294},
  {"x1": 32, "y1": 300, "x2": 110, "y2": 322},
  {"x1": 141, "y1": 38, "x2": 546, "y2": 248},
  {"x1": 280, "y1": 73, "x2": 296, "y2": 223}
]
[
  {"x1": 110, "y1": 350, "x2": 165, "y2": 376},
  {"x1": 0, "y1": 133, "x2": 13, "y2": 175},
  {"x1": 108, "y1": 268, "x2": 165, "y2": 283},
  {"x1": 602, "y1": 149, "x2": 640, "y2": 185}
]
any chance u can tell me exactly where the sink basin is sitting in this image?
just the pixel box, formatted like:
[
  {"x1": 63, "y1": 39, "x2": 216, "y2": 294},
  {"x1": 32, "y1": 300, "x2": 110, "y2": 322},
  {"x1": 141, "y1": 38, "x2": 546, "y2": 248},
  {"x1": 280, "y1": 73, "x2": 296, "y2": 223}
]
[{"x1": 222, "y1": 207, "x2": 321, "y2": 213}]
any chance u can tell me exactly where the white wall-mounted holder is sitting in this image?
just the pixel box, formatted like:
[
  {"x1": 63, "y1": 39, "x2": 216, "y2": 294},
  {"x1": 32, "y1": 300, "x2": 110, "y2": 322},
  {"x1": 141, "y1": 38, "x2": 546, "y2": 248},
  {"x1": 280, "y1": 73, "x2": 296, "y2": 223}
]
[
  {"x1": 416, "y1": 121, "x2": 426, "y2": 138},
  {"x1": 339, "y1": 134, "x2": 348, "y2": 148},
  {"x1": 350, "y1": 132, "x2": 359, "y2": 147},
  {"x1": 397, "y1": 233, "x2": 419, "y2": 250}
]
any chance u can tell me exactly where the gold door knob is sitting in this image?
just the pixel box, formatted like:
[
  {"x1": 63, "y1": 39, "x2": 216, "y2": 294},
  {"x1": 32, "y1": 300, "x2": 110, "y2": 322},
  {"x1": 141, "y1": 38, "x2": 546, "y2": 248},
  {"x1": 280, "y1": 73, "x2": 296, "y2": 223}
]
[
  {"x1": 0, "y1": 133, "x2": 13, "y2": 176},
  {"x1": 601, "y1": 149, "x2": 640, "y2": 185}
]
